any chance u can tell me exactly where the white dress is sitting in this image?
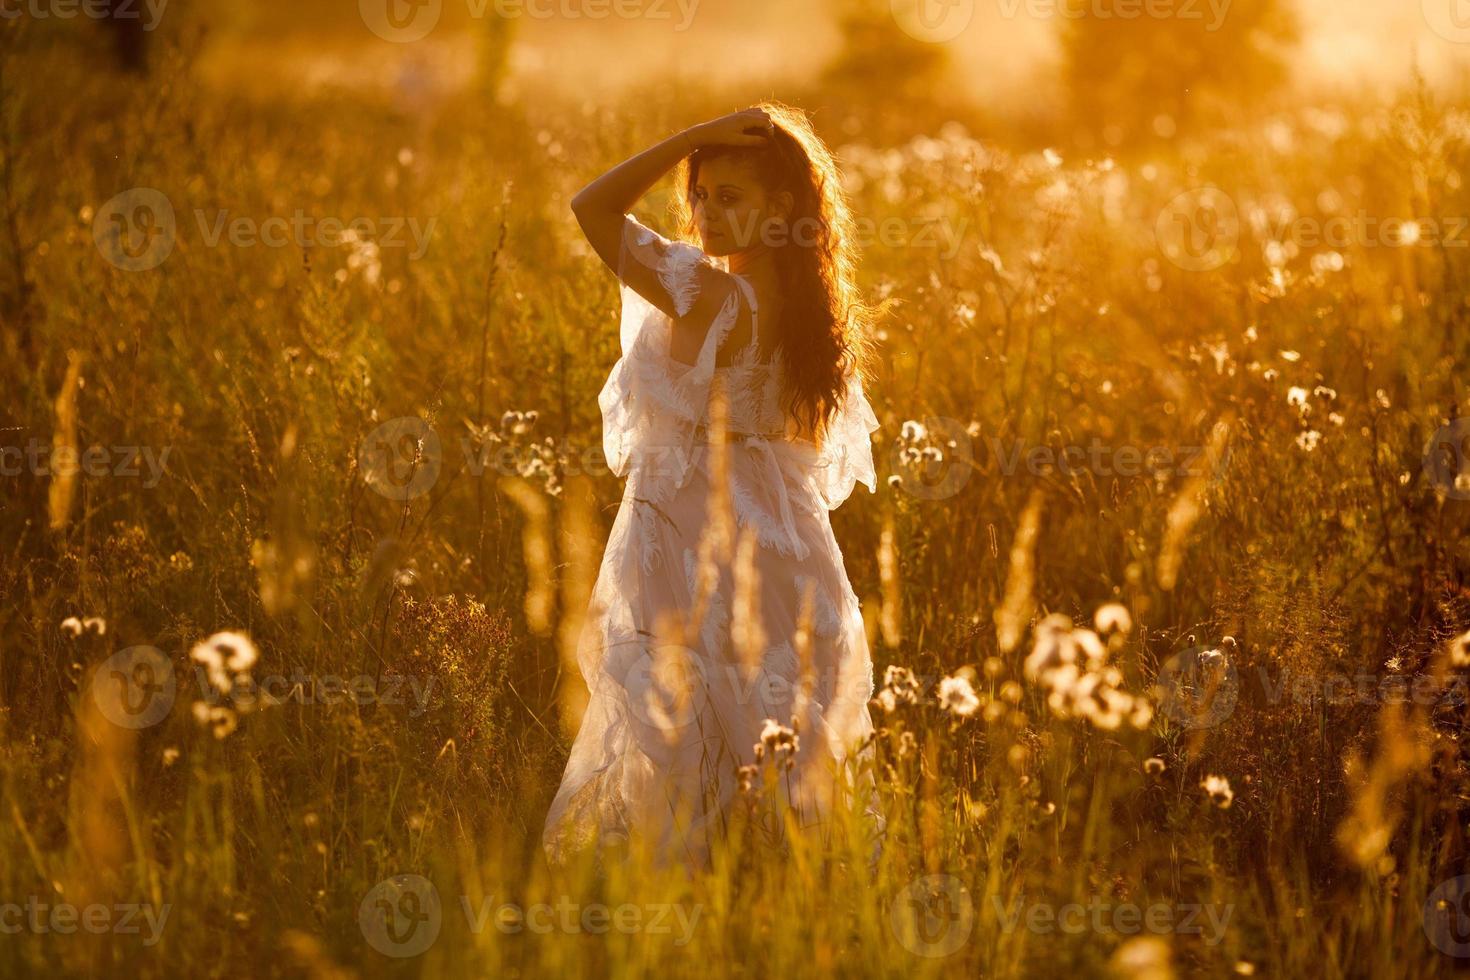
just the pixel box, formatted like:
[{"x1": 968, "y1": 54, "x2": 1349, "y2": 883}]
[{"x1": 542, "y1": 213, "x2": 887, "y2": 873}]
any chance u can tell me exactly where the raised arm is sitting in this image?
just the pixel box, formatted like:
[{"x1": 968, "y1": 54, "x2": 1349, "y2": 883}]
[{"x1": 570, "y1": 109, "x2": 775, "y2": 320}]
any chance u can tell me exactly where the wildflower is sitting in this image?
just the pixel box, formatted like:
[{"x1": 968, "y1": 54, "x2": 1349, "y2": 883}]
[
  {"x1": 879, "y1": 665, "x2": 923, "y2": 707},
  {"x1": 937, "y1": 674, "x2": 980, "y2": 717},
  {"x1": 1025, "y1": 610, "x2": 1152, "y2": 731},
  {"x1": 1295, "y1": 430, "x2": 1321, "y2": 452},
  {"x1": 758, "y1": 718, "x2": 799, "y2": 769},
  {"x1": 1201, "y1": 774, "x2": 1234, "y2": 809},
  {"x1": 162, "y1": 747, "x2": 180, "y2": 767},
  {"x1": 190, "y1": 631, "x2": 259, "y2": 695},
  {"x1": 1109, "y1": 937, "x2": 1172, "y2": 980},
  {"x1": 737, "y1": 764, "x2": 760, "y2": 792},
  {"x1": 900, "y1": 420, "x2": 926, "y2": 442},
  {"x1": 1449, "y1": 630, "x2": 1470, "y2": 668},
  {"x1": 1093, "y1": 603, "x2": 1133, "y2": 635},
  {"x1": 1144, "y1": 757, "x2": 1166, "y2": 775},
  {"x1": 886, "y1": 474, "x2": 903, "y2": 489},
  {"x1": 1287, "y1": 386, "x2": 1311, "y2": 414},
  {"x1": 897, "y1": 731, "x2": 917, "y2": 758},
  {"x1": 192, "y1": 702, "x2": 239, "y2": 740},
  {"x1": 60, "y1": 617, "x2": 83, "y2": 638},
  {"x1": 1024, "y1": 613, "x2": 1079, "y2": 681}
]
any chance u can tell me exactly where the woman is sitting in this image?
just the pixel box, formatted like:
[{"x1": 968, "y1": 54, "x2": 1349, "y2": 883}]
[{"x1": 543, "y1": 103, "x2": 887, "y2": 876}]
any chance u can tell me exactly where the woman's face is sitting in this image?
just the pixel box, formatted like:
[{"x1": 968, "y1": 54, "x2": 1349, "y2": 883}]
[{"x1": 691, "y1": 155, "x2": 787, "y2": 257}]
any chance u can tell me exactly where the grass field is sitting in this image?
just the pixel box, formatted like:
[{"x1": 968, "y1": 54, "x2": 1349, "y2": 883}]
[{"x1": 2, "y1": 4, "x2": 1470, "y2": 977}]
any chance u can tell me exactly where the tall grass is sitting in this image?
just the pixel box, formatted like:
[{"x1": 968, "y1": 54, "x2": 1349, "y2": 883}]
[{"x1": 1, "y1": 13, "x2": 1468, "y2": 979}]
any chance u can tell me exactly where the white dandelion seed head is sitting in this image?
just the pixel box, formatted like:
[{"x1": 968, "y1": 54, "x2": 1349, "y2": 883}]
[
  {"x1": 1093, "y1": 603, "x2": 1133, "y2": 635},
  {"x1": 1449, "y1": 630, "x2": 1470, "y2": 668},
  {"x1": 937, "y1": 675, "x2": 980, "y2": 717},
  {"x1": 1201, "y1": 774, "x2": 1234, "y2": 808}
]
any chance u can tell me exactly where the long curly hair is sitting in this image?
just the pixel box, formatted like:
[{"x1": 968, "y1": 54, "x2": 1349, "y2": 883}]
[{"x1": 674, "y1": 102, "x2": 881, "y2": 440}]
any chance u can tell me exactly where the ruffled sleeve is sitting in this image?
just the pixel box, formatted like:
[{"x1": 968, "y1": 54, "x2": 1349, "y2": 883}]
[
  {"x1": 809, "y1": 367, "x2": 881, "y2": 510},
  {"x1": 598, "y1": 214, "x2": 743, "y2": 503}
]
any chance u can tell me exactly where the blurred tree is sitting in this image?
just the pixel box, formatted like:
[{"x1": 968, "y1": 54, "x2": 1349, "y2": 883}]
[
  {"x1": 102, "y1": 0, "x2": 149, "y2": 74},
  {"x1": 1061, "y1": 0, "x2": 1298, "y2": 150},
  {"x1": 820, "y1": 0, "x2": 953, "y2": 136}
]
